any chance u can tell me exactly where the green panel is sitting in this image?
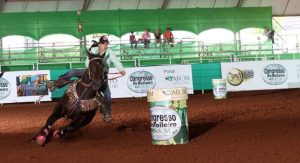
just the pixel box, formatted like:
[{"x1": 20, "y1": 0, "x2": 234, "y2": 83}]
[
  {"x1": 0, "y1": 65, "x2": 34, "y2": 71},
  {"x1": 192, "y1": 63, "x2": 222, "y2": 90},
  {"x1": 120, "y1": 60, "x2": 136, "y2": 67},
  {"x1": 71, "y1": 62, "x2": 85, "y2": 69},
  {"x1": 0, "y1": 7, "x2": 272, "y2": 39},
  {"x1": 170, "y1": 58, "x2": 183, "y2": 64},
  {"x1": 279, "y1": 54, "x2": 299, "y2": 60},
  {"x1": 49, "y1": 70, "x2": 70, "y2": 98},
  {"x1": 37, "y1": 63, "x2": 71, "y2": 70},
  {"x1": 139, "y1": 58, "x2": 170, "y2": 66}
]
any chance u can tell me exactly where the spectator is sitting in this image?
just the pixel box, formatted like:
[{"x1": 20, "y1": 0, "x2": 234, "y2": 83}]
[
  {"x1": 129, "y1": 31, "x2": 138, "y2": 48},
  {"x1": 142, "y1": 28, "x2": 151, "y2": 48},
  {"x1": 163, "y1": 27, "x2": 174, "y2": 47},
  {"x1": 154, "y1": 29, "x2": 161, "y2": 48},
  {"x1": 263, "y1": 27, "x2": 275, "y2": 44}
]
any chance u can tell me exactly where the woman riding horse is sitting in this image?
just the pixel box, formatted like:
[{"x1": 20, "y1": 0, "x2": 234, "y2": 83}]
[{"x1": 32, "y1": 53, "x2": 104, "y2": 146}]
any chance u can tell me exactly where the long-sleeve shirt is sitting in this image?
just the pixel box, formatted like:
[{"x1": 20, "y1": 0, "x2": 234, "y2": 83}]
[
  {"x1": 142, "y1": 32, "x2": 151, "y2": 40},
  {"x1": 85, "y1": 47, "x2": 124, "y2": 73}
]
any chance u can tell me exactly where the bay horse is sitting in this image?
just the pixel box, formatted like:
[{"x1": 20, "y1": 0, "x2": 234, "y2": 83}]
[{"x1": 32, "y1": 53, "x2": 104, "y2": 146}]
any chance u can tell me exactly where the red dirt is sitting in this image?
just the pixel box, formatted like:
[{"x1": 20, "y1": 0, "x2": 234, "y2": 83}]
[{"x1": 1, "y1": 89, "x2": 300, "y2": 162}]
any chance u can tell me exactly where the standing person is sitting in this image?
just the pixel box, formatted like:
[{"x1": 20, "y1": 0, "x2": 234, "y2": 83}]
[
  {"x1": 163, "y1": 27, "x2": 174, "y2": 47},
  {"x1": 154, "y1": 29, "x2": 161, "y2": 48},
  {"x1": 129, "y1": 31, "x2": 138, "y2": 48},
  {"x1": 46, "y1": 36, "x2": 126, "y2": 124},
  {"x1": 263, "y1": 27, "x2": 275, "y2": 44},
  {"x1": 142, "y1": 28, "x2": 151, "y2": 48}
]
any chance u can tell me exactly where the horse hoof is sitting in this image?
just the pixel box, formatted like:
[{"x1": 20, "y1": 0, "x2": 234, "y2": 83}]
[
  {"x1": 53, "y1": 130, "x2": 61, "y2": 138},
  {"x1": 35, "y1": 135, "x2": 46, "y2": 146}
]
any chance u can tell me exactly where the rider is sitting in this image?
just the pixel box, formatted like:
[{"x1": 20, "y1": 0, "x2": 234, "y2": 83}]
[{"x1": 46, "y1": 36, "x2": 126, "y2": 124}]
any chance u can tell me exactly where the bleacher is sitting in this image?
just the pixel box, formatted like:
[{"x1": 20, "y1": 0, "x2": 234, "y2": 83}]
[{"x1": 1, "y1": 38, "x2": 295, "y2": 72}]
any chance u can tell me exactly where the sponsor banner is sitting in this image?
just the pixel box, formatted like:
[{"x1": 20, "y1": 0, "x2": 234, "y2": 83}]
[
  {"x1": 0, "y1": 70, "x2": 51, "y2": 104},
  {"x1": 221, "y1": 60, "x2": 300, "y2": 91},
  {"x1": 108, "y1": 65, "x2": 193, "y2": 98}
]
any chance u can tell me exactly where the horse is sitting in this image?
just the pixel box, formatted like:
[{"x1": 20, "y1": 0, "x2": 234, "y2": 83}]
[{"x1": 31, "y1": 53, "x2": 104, "y2": 146}]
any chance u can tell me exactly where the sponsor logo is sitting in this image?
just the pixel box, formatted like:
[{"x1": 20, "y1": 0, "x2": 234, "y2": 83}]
[
  {"x1": 0, "y1": 78, "x2": 11, "y2": 100},
  {"x1": 127, "y1": 71, "x2": 156, "y2": 93},
  {"x1": 164, "y1": 69, "x2": 175, "y2": 74},
  {"x1": 165, "y1": 75, "x2": 190, "y2": 83},
  {"x1": 150, "y1": 106, "x2": 181, "y2": 140},
  {"x1": 262, "y1": 64, "x2": 288, "y2": 85},
  {"x1": 227, "y1": 68, "x2": 254, "y2": 86},
  {"x1": 296, "y1": 65, "x2": 300, "y2": 80},
  {"x1": 161, "y1": 88, "x2": 187, "y2": 96},
  {"x1": 17, "y1": 74, "x2": 49, "y2": 96}
]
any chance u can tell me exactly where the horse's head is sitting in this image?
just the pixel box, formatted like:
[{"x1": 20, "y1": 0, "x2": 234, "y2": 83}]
[{"x1": 85, "y1": 54, "x2": 104, "y2": 91}]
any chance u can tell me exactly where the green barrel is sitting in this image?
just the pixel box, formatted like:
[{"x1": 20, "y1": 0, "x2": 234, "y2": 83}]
[{"x1": 147, "y1": 87, "x2": 189, "y2": 145}]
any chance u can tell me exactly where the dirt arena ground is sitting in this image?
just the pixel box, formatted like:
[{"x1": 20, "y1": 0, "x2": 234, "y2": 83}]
[{"x1": 1, "y1": 89, "x2": 300, "y2": 163}]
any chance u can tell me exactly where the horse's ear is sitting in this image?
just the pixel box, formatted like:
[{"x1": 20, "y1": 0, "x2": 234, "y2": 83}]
[{"x1": 87, "y1": 52, "x2": 93, "y2": 60}]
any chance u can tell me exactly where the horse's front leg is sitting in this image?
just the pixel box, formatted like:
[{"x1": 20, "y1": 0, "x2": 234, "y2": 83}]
[
  {"x1": 32, "y1": 104, "x2": 64, "y2": 146},
  {"x1": 53, "y1": 115, "x2": 86, "y2": 138},
  {"x1": 53, "y1": 109, "x2": 97, "y2": 138}
]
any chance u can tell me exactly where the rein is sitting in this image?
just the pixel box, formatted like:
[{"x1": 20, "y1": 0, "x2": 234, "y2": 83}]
[
  {"x1": 107, "y1": 72, "x2": 123, "y2": 81},
  {"x1": 66, "y1": 57, "x2": 103, "y2": 116}
]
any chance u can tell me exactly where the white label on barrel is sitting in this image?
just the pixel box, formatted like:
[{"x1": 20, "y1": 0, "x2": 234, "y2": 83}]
[{"x1": 150, "y1": 106, "x2": 181, "y2": 140}]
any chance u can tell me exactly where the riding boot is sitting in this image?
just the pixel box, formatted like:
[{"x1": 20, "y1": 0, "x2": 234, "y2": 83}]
[
  {"x1": 102, "y1": 114, "x2": 111, "y2": 124},
  {"x1": 46, "y1": 79, "x2": 73, "y2": 92}
]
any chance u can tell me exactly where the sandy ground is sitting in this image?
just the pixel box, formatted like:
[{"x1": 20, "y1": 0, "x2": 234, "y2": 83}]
[{"x1": 1, "y1": 89, "x2": 300, "y2": 163}]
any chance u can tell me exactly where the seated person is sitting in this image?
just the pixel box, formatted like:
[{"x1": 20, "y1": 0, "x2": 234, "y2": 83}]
[
  {"x1": 154, "y1": 29, "x2": 161, "y2": 47},
  {"x1": 163, "y1": 27, "x2": 174, "y2": 47},
  {"x1": 129, "y1": 31, "x2": 138, "y2": 48},
  {"x1": 263, "y1": 27, "x2": 275, "y2": 44},
  {"x1": 141, "y1": 28, "x2": 151, "y2": 48}
]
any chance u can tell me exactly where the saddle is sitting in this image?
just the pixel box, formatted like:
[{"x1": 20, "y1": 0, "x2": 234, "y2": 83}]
[{"x1": 65, "y1": 80, "x2": 103, "y2": 112}]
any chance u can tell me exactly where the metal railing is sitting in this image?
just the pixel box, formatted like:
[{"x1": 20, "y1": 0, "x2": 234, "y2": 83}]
[{"x1": 1, "y1": 37, "x2": 299, "y2": 70}]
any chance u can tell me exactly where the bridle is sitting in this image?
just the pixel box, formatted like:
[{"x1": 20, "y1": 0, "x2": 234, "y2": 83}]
[
  {"x1": 66, "y1": 57, "x2": 103, "y2": 117},
  {"x1": 80, "y1": 57, "x2": 103, "y2": 88}
]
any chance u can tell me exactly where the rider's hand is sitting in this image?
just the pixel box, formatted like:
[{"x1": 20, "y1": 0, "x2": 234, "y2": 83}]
[{"x1": 120, "y1": 71, "x2": 126, "y2": 76}]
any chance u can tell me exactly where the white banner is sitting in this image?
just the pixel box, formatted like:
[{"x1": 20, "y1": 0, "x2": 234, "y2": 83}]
[
  {"x1": 108, "y1": 65, "x2": 194, "y2": 98},
  {"x1": 0, "y1": 70, "x2": 51, "y2": 104},
  {"x1": 221, "y1": 60, "x2": 300, "y2": 91}
]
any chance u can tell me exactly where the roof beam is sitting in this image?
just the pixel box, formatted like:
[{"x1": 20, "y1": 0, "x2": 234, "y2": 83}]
[
  {"x1": 185, "y1": 0, "x2": 189, "y2": 8},
  {"x1": 6, "y1": 0, "x2": 72, "y2": 1},
  {"x1": 212, "y1": 0, "x2": 216, "y2": 8},
  {"x1": 82, "y1": 0, "x2": 91, "y2": 11},
  {"x1": 283, "y1": 0, "x2": 290, "y2": 15},
  {"x1": 236, "y1": 0, "x2": 244, "y2": 7},
  {"x1": 136, "y1": 0, "x2": 140, "y2": 9},
  {"x1": 161, "y1": 0, "x2": 170, "y2": 9},
  {"x1": 0, "y1": 0, "x2": 6, "y2": 12},
  {"x1": 55, "y1": 0, "x2": 59, "y2": 11}
]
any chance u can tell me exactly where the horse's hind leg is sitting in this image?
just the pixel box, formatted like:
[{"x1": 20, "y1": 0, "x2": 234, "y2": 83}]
[{"x1": 33, "y1": 104, "x2": 64, "y2": 146}]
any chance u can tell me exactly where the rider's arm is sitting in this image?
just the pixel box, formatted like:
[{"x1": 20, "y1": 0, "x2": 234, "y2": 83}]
[{"x1": 107, "y1": 49, "x2": 125, "y2": 72}]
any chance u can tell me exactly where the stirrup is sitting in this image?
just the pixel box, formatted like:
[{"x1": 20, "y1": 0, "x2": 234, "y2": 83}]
[{"x1": 46, "y1": 80, "x2": 56, "y2": 92}]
